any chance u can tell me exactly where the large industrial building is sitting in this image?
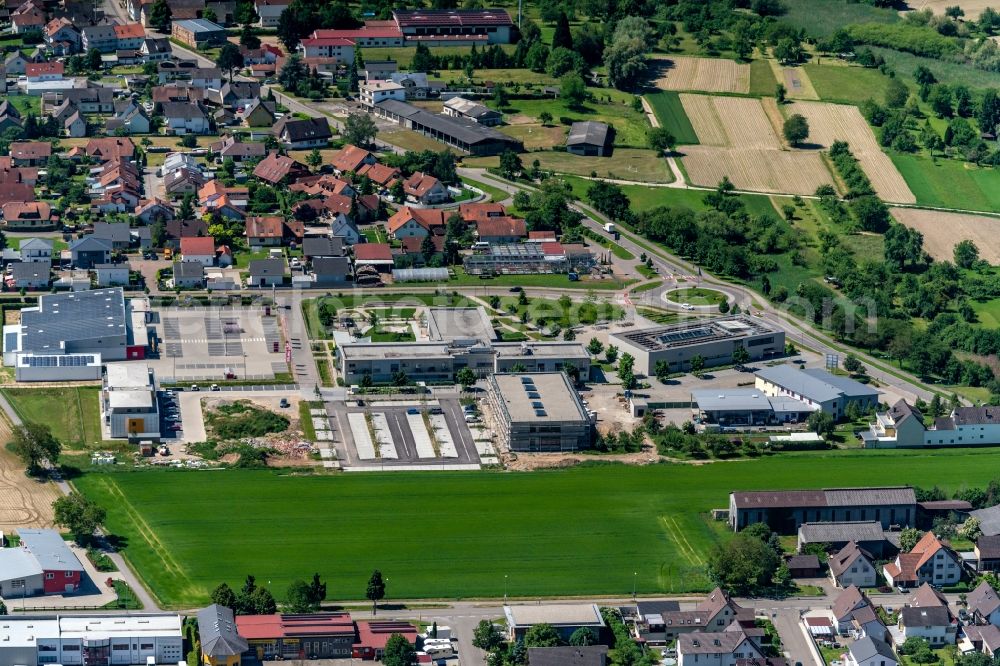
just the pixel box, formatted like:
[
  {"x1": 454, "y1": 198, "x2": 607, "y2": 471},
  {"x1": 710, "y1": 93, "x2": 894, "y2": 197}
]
[
  {"x1": 728, "y1": 486, "x2": 917, "y2": 533},
  {"x1": 609, "y1": 316, "x2": 784, "y2": 376},
  {"x1": 0, "y1": 528, "x2": 85, "y2": 598},
  {"x1": 370, "y1": 99, "x2": 522, "y2": 156},
  {"x1": 486, "y1": 372, "x2": 593, "y2": 452},
  {"x1": 101, "y1": 364, "x2": 160, "y2": 440},
  {"x1": 0, "y1": 614, "x2": 183, "y2": 666},
  {"x1": 2, "y1": 288, "x2": 150, "y2": 381}
]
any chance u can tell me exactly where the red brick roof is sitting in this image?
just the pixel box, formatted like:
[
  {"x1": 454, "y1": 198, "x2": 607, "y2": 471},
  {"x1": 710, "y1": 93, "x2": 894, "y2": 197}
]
[
  {"x1": 236, "y1": 614, "x2": 354, "y2": 641},
  {"x1": 386, "y1": 206, "x2": 447, "y2": 234},
  {"x1": 354, "y1": 621, "x2": 416, "y2": 652},
  {"x1": 312, "y1": 27, "x2": 402, "y2": 39},
  {"x1": 353, "y1": 243, "x2": 393, "y2": 262},
  {"x1": 403, "y1": 171, "x2": 442, "y2": 198},
  {"x1": 180, "y1": 236, "x2": 216, "y2": 256},
  {"x1": 245, "y1": 216, "x2": 283, "y2": 238},
  {"x1": 10, "y1": 141, "x2": 51, "y2": 160},
  {"x1": 330, "y1": 144, "x2": 374, "y2": 173},
  {"x1": 460, "y1": 201, "x2": 505, "y2": 223},
  {"x1": 476, "y1": 216, "x2": 525, "y2": 239}
]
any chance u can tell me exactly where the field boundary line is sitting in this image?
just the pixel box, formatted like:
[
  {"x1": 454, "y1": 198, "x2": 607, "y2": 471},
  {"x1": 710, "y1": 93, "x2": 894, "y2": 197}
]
[
  {"x1": 97, "y1": 476, "x2": 191, "y2": 584},
  {"x1": 659, "y1": 515, "x2": 702, "y2": 567}
]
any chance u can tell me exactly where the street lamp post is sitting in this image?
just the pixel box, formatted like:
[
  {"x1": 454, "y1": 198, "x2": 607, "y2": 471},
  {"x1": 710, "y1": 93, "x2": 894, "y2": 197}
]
[
  {"x1": 504, "y1": 574, "x2": 508, "y2": 604},
  {"x1": 632, "y1": 572, "x2": 637, "y2": 601}
]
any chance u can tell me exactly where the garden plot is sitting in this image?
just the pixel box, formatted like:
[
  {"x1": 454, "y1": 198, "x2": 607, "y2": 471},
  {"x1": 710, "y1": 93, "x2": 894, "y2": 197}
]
[
  {"x1": 787, "y1": 101, "x2": 916, "y2": 203},
  {"x1": 890, "y1": 207, "x2": 1000, "y2": 263},
  {"x1": 347, "y1": 413, "x2": 376, "y2": 460},
  {"x1": 682, "y1": 146, "x2": 834, "y2": 195},
  {"x1": 651, "y1": 56, "x2": 750, "y2": 94},
  {"x1": 370, "y1": 413, "x2": 398, "y2": 459},
  {"x1": 429, "y1": 413, "x2": 459, "y2": 458},
  {"x1": 406, "y1": 412, "x2": 437, "y2": 459}
]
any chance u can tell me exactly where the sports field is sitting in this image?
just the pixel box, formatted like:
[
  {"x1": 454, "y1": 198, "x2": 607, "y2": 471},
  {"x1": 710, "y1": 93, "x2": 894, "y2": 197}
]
[
  {"x1": 645, "y1": 92, "x2": 699, "y2": 145},
  {"x1": 74, "y1": 449, "x2": 1000, "y2": 607}
]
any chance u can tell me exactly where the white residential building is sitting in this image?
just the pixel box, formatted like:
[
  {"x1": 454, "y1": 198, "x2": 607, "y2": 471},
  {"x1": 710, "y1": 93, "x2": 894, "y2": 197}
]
[
  {"x1": 360, "y1": 80, "x2": 405, "y2": 108},
  {"x1": 676, "y1": 629, "x2": 763, "y2": 666}
]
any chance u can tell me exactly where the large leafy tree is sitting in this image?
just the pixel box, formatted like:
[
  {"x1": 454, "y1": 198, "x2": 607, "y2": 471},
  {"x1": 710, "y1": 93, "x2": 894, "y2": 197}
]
[
  {"x1": 706, "y1": 533, "x2": 779, "y2": 595},
  {"x1": 146, "y1": 0, "x2": 172, "y2": 32},
  {"x1": 217, "y1": 43, "x2": 244, "y2": 82},
  {"x1": 366, "y1": 570, "x2": 386, "y2": 614},
  {"x1": 381, "y1": 634, "x2": 414, "y2": 666},
  {"x1": 10, "y1": 422, "x2": 61, "y2": 476},
  {"x1": 53, "y1": 493, "x2": 107, "y2": 544},
  {"x1": 344, "y1": 112, "x2": 377, "y2": 148}
]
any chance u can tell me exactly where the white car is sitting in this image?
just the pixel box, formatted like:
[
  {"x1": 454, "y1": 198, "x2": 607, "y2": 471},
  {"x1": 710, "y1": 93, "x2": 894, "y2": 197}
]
[{"x1": 681, "y1": 303, "x2": 694, "y2": 310}]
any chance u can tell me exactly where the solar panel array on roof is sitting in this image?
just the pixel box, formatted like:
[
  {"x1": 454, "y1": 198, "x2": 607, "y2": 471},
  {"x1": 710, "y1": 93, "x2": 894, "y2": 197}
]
[
  {"x1": 20, "y1": 288, "x2": 127, "y2": 354},
  {"x1": 659, "y1": 327, "x2": 714, "y2": 345},
  {"x1": 21, "y1": 355, "x2": 96, "y2": 367}
]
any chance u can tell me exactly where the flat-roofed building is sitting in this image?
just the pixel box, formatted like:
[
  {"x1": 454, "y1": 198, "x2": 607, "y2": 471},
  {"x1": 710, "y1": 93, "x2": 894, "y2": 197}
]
[
  {"x1": 0, "y1": 614, "x2": 183, "y2": 666},
  {"x1": 729, "y1": 486, "x2": 917, "y2": 533},
  {"x1": 486, "y1": 372, "x2": 593, "y2": 452},
  {"x1": 101, "y1": 363, "x2": 160, "y2": 440},
  {"x1": 337, "y1": 339, "x2": 589, "y2": 384},
  {"x1": 691, "y1": 388, "x2": 813, "y2": 428},
  {"x1": 371, "y1": 99, "x2": 522, "y2": 155},
  {"x1": 425, "y1": 306, "x2": 496, "y2": 343},
  {"x1": 503, "y1": 604, "x2": 605, "y2": 642},
  {"x1": 610, "y1": 316, "x2": 784, "y2": 376},
  {"x1": 3, "y1": 288, "x2": 147, "y2": 381}
]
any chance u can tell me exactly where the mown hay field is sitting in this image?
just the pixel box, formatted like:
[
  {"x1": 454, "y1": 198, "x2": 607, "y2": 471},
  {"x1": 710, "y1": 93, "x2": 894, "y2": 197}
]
[
  {"x1": 890, "y1": 207, "x2": 1000, "y2": 263},
  {"x1": 681, "y1": 146, "x2": 834, "y2": 195},
  {"x1": 788, "y1": 101, "x2": 916, "y2": 203},
  {"x1": 651, "y1": 56, "x2": 750, "y2": 94},
  {"x1": 680, "y1": 95, "x2": 781, "y2": 148}
]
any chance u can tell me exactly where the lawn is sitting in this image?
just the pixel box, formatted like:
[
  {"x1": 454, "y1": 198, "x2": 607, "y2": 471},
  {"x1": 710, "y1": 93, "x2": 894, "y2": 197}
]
[
  {"x1": 498, "y1": 123, "x2": 568, "y2": 150},
  {"x1": 666, "y1": 288, "x2": 727, "y2": 306},
  {"x1": 431, "y1": 68, "x2": 557, "y2": 87},
  {"x1": 75, "y1": 448, "x2": 1000, "y2": 607},
  {"x1": 890, "y1": 154, "x2": 1000, "y2": 213},
  {"x1": 450, "y1": 267, "x2": 632, "y2": 290},
  {"x1": 748, "y1": 59, "x2": 779, "y2": 97},
  {"x1": 509, "y1": 149, "x2": 674, "y2": 183},
  {"x1": 869, "y1": 47, "x2": 1000, "y2": 92},
  {"x1": 2, "y1": 387, "x2": 103, "y2": 449},
  {"x1": 781, "y1": 0, "x2": 899, "y2": 38},
  {"x1": 6, "y1": 95, "x2": 40, "y2": 117},
  {"x1": 644, "y1": 92, "x2": 699, "y2": 145},
  {"x1": 496, "y1": 95, "x2": 651, "y2": 148},
  {"x1": 803, "y1": 63, "x2": 893, "y2": 106},
  {"x1": 380, "y1": 130, "x2": 458, "y2": 154},
  {"x1": 460, "y1": 176, "x2": 510, "y2": 203},
  {"x1": 971, "y1": 298, "x2": 1000, "y2": 328},
  {"x1": 355, "y1": 45, "x2": 517, "y2": 69},
  {"x1": 559, "y1": 175, "x2": 774, "y2": 214}
]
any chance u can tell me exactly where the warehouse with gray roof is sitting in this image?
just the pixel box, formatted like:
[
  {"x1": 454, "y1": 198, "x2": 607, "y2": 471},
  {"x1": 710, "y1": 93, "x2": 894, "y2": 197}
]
[
  {"x1": 371, "y1": 99, "x2": 522, "y2": 155},
  {"x1": 729, "y1": 486, "x2": 917, "y2": 533},
  {"x1": 3, "y1": 288, "x2": 149, "y2": 381},
  {"x1": 754, "y1": 365, "x2": 879, "y2": 421}
]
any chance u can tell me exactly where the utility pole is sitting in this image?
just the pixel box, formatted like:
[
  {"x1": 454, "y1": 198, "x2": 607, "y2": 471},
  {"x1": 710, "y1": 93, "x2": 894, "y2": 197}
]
[{"x1": 517, "y1": 0, "x2": 521, "y2": 28}]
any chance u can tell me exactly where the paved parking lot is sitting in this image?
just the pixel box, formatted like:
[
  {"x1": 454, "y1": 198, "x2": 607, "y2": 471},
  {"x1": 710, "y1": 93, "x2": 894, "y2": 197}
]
[
  {"x1": 145, "y1": 306, "x2": 288, "y2": 382},
  {"x1": 327, "y1": 397, "x2": 481, "y2": 468}
]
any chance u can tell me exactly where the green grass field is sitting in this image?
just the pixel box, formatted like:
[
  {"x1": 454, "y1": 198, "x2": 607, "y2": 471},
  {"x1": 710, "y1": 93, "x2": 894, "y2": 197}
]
[
  {"x1": 496, "y1": 96, "x2": 650, "y2": 148},
  {"x1": 460, "y1": 176, "x2": 510, "y2": 203},
  {"x1": 75, "y1": 449, "x2": 1000, "y2": 607},
  {"x1": 891, "y1": 154, "x2": 1000, "y2": 212},
  {"x1": 748, "y1": 59, "x2": 779, "y2": 97},
  {"x1": 666, "y1": 288, "x2": 727, "y2": 306},
  {"x1": 869, "y1": 47, "x2": 1000, "y2": 92},
  {"x1": 781, "y1": 0, "x2": 898, "y2": 37},
  {"x1": 645, "y1": 92, "x2": 699, "y2": 145},
  {"x1": 466, "y1": 149, "x2": 674, "y2": 183},
  {"x1": 971, "y1": 299, "x2": 1000, "y2": 328},
  {"x1": 380, "y1": 130, "x2": 459, "y2": 154},
  {"x1": 2, "y1": 387, "x2": 103, "y2": 449},
  {"x1": 804, "y1": 63, "x2": 893, "y2": 106},
  {"x1": 450, "y1": 267, "x2": 631, "y2": 290}
]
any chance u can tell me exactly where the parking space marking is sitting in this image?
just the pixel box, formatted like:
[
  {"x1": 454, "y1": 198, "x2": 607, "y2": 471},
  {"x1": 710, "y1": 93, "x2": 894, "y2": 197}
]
[{"x1": 406, "y1": 413, "x2": 437, "y2": 459}]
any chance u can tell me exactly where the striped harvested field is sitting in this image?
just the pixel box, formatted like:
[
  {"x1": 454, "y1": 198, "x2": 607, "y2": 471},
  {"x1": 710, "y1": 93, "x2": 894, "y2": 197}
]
[
  {"x1": 788, "y1": 101, "x2": 916, "y2": 203},
  {"x1": 652, "y1": 56, "x2": 750, "y2": 94},
  {"x1": 681, "y1": 146, "x2": 835, "y2": 195},
  {"x1": 680, "y1": 95, "x2": 781, "y2": 148},
  {"x1": 890, "y1": 207, "x2": 1000, "y2": 263}
]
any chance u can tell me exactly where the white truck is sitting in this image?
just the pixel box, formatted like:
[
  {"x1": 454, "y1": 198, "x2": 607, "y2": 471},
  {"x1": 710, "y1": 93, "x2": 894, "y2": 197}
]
[{"x1": 603, "y1": 222, "x2": 616, "y2": 233}]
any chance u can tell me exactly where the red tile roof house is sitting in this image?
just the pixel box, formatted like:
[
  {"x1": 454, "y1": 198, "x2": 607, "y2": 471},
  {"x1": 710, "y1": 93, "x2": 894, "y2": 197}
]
[
  {"x1": 180, "y1": 236, "x2": 217, "y2": 266},
  {"x1": 386, "y1": 206, "x2": 447, "y2": 240},
  {"x1": 352, "y1": 621, "x2": 417, "y2": 661},
  {"x1": 330, "y1": 144, "x2": 376, "y2": 175},
  {"x1": 356, "y1": 162, "x2": 400, "y2": 190},
  {"x1": 253, "y1": 152, "x2": 310, "y2": 185},
  {"x1": 403, "y1": 171, "x2": 449, "y2": 205},
  {"x1": 883, "y1": 531, "x2": 961, "y2": 589},
  {"x1": 477, "y1": 216, "x2": 526, "y2": 244},
  {"x1": 460, "y1": 201, "x2": 505, "y2": 224},
  {"x1": 2, "y1": 201, "x2": 54, "y2": 230},
  {"x1": 245, "y1": 216, "x2": 304, "y2": 247},
  {"x1": 10, "y1": 141, "x2": 51, "y2": 167}
]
